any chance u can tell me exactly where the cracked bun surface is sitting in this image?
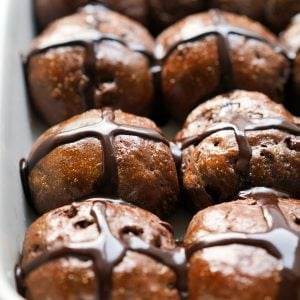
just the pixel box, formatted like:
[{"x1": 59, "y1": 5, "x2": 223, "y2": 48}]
[
  {"x1": 156, "y1": 10, "x2": 290, "y2": 121},
  {"x1": 23, "y1": 109, "x2": 179, "y2": 217},
  {"x1": 26, "y1": 5, "x2": 154, "y2": 125},
  {"x1": 19, "y1": 200, "x2": 180, "y2": 300},
  {"x1": 176, "y1": 91, "x2": 300, "y2": 211}
]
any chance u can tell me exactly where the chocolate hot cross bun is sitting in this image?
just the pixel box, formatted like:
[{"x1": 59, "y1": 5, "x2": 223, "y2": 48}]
[
  {"x1": 176, "y1": 90, "x2": 300, "y2": 211},
  {"x1": 156, "y1": 10, "x2": 290, "y2": 121},
  {"x1": 16, "y1": 199, "x2": 183, "y2": 300},
  {"x1": 26, "y1": 5, "x2": 155, "y2": 125},
  {"x1": 184, "y1": 187, "x2": 300, "y2": 300},
  {"x1": 21, "y1": 108, "x2": 179, "y2": 217}
]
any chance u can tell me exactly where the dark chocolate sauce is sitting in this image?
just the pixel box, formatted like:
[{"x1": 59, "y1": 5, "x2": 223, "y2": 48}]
[
  {"x1": 20, "y1": 159, "x2": 33, "y2": 209},
  {"x1": 16, "y1": 198, "x2": 188, "y2": 299},
  {"x1": 155, "y1": 9, "x2": 289, "y2": 94},
  {"x1": 16, "y1": 189, "x2": 300, "y2": 299},
  {"x1": 169, "y1": 142, "x2": 183, "y2": 171},
  {"x1": 21, "y1": 107, "x2": 169, "y2": 200},
  {"x1": 211, "y1": 9, "x2": 236, "y2": 90},
  {"x1": 25, "y1": 6, "x2": 153, "y2": 110},
  {"x1": 177, "y1": 115, "x2": 300, "y2": 179}
]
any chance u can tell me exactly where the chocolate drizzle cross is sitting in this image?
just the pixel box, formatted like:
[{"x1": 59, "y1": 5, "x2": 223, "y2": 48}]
[
  {"x1": 155, "y1": 9, "x2": 289, "y2": 93},
  {"x1": 16, "y1": 188, "x2": 300, "y2": 299},
  {"x1": 15, "y1": 198, "x2": 188, "y2": 300},
  {"x1": 177, "y1": 114, "x2": 300, "y2": 179},
  {"x1": 20, "y1": 107, "x2": 169, "y2": 201},
  {"x1": 186, "y1": 187, "x2": 300, "y2": 300},
  {"x1": 25, "y1": 7, "x2": 153, "y2": 110}
]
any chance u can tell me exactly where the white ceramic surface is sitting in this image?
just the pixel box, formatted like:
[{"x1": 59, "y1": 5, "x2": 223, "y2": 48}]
[
  {"x1": 0, "y1": 1, "x2": 191, "y2": 299},
  {"x1": 0, "y1": 0, "x2": 40, "y2": 298}
]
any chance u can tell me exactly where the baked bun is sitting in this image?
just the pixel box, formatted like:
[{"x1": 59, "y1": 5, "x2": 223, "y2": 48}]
[
  {"x1": 21, "y1": 108, "x2": 179, "y2": 217},
  {"x1": 17, "y1": 199, "x2": 181, "y2": 299},
  {"x1": 26, "y1": 5, "x2": 154, "y2": 125},
  {"x1": 156, "y1": 10, "x2": 289, "y2": 121},
  {"x1": 184, "y1": 187, "x2": 300, "y2": 299},
  {"x1": 176, "y1": 91, "x2": 300, "y2": 210}
]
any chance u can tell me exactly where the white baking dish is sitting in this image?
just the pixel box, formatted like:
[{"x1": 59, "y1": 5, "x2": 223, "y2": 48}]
[
  {"x1": 0, "y1": 1, "x2": 191, "y2": 299},
  {"x1": 0, "y1": 0, "x2": 45, "y2": 298}
]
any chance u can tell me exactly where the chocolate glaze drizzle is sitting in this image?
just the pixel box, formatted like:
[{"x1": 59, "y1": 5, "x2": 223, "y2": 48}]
[
  {"x1": 177, "y1": 114, "x2": 300, "y2": 179},
  {"x1": 15, "y1": 198, "x2": 188, "y2": 299},
  {"x1": 155, "y1": 9, "x2": 290, "y2": 94},
  {"x1": 16, "y1": 188, "x2": 300, "y2": 299},
  {"x1": 20, "y1": 107, "x2": 169, "y2": 201},
  {"x1": 25, "y1": 6, "x2": 153, "y2": 110},
  {"x1": 186, "y1": 187, "x2": 300, "y2": 300}
]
